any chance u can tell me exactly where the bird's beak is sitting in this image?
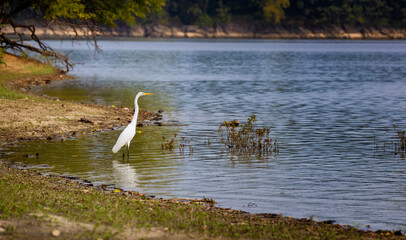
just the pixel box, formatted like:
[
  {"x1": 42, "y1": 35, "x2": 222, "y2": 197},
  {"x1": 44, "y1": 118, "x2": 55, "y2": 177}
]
[{"x1": 143, "y1": 93, "x2": 154, "y2": 95}]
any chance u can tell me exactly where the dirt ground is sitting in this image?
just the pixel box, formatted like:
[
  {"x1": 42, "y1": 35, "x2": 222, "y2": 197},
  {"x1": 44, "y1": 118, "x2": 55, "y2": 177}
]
[{"x1": 0, "y1": 97, "x2": 154, "y2": 144}]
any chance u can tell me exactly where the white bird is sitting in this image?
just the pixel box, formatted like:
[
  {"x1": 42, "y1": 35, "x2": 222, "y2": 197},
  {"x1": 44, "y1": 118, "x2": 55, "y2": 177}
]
[{"x1": 112, "y1": 92, "x2": 153, "y2": 158}]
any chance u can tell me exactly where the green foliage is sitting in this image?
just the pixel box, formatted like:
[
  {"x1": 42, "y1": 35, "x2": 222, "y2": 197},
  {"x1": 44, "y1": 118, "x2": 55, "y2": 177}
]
[
  {"x1": 215, "y1": 1, "x2": 231, "y2": 24},
  {"x1": 262, "y1": 0, "x2": 290, "y2": 23},
  {"x1": 197, "y1": 13, "x2": 213, "y2": 26},
  {"x1": 34, "y1": 0, "x2": 166, "y2": 27},
  {"x1": 160, "y1": 0, "x2": 405, "y2": 27},
  {"x1": 284, "y1": 0, "x2": 406, "y2": 27},
  {"x1": 0, "y1": 48, "x2": 6, "y2": 67},
  {"x1": 165, "y1": 0, "x2": 290, "y2": 24}
]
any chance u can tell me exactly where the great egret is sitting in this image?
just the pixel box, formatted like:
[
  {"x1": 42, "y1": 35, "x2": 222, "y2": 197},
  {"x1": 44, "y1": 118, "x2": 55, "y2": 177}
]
[{"x1": 112, "y1": 92, "x2": 154, "y2": 158}]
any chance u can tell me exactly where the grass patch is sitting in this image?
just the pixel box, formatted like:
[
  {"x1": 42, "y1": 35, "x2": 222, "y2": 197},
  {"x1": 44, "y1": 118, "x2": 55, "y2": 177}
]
[
  {"x1": 0, "y1": 53, "x2": 56, "y2": 99},
  {"x1": 0, "y1": 162, "x2": 401, "y2": 239}
]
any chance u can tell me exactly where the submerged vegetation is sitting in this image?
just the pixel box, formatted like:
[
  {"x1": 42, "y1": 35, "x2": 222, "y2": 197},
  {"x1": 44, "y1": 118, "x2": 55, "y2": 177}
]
[
  {"x1": 160, "y1": 115, "x2": 278, "y2": 158},
  {"x1": 161, "y1": 133, "x2": 194, "y2": 155},
  {"x1": 218, "y1": 115, "x2": 279, "y2": 156},
  {"x1": 374, "y1": 125, "x2": 406, "y2": 157}
]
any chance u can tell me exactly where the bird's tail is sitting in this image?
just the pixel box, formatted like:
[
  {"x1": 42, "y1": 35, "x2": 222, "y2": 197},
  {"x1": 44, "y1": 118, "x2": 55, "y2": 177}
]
[{"x1": 112, "y1": 143, "x2": 122, "y2": 153}]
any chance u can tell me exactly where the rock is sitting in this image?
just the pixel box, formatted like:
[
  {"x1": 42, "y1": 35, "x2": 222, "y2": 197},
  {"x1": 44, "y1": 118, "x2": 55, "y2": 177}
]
[
  {"x1": 78, "y1": 118, "x2": 93, "y2": 124},
  {"x1": 0, "y1": 227, "x2": 5, "y2": 232},
  {"x1": 64, "y1": 176, "x2": 80, "y2": 180},
  {"x1": 152, "y1": 115, "x2": 162, "y2": 121},
  {"x1": 51, "y1": 229, "x2": 60, "y2": 237}
]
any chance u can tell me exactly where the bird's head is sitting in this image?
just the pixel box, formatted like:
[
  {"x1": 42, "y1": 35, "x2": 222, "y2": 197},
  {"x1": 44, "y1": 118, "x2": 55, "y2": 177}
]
[
  {"x1": 135, "y1": 92, "x2": 154, "y2": 104},
  {"x1": 136, "y1": 92, "x2": 154, "y2": 98}
]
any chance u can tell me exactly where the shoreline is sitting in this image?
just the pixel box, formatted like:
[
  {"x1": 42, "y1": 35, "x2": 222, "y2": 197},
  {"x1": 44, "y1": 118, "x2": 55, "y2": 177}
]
[
  {"x1": 2, "y1": 23, "x2": 406, "y2": 40},
  {"x1": 1, "y1": 160, "x2": 402, "y2": 239}
]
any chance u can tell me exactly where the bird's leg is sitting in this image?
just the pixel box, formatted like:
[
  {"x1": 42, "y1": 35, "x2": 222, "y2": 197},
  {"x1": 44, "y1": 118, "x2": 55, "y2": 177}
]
[
  {"x1": 122, "y1": 147, "x2": 125, "y2": 159},
  {"x1": 127, "y1": 146, "x2": 130, "y2": 159}
]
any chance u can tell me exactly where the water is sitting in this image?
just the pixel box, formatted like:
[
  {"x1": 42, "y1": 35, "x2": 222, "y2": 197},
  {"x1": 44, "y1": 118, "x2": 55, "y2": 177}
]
[{"x1": 3, "y1": 39, "x2": 406, "y2": 231}]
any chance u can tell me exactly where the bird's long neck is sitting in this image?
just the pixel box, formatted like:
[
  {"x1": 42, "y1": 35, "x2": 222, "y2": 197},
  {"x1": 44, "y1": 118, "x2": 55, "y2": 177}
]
[{"x1": 130, "y1": 97, "x2": 140, "y2": 126}]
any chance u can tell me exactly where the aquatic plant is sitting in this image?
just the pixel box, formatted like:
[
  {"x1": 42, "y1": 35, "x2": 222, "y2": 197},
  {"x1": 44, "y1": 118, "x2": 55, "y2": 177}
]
[
  {"x1": 218, "y1": 114, "x2": 278, "y2": 156},
  {"x1": 394, "y1": 125, "x2": 406, "y2": 156},
  {"x1": 374, "y1": 124, "x2": 406, "y2": 157},
  {"x1": 161, "y1": 134, "x2": 194, "y2": 155}
]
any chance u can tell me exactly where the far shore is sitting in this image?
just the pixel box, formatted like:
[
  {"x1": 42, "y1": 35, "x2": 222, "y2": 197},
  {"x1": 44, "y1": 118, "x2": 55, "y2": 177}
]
[{"x1": 2, "y1": 23, "x2": 406, "y2": 40}]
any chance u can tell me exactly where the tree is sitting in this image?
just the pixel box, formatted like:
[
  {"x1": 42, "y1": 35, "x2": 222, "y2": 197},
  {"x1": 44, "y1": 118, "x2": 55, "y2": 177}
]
[
  {"x1": 0, "y1": 0, "x2": 165, "y2": 71},
  {"x1": 261, "y1": 0, "x2": 290, "y2": 23}
]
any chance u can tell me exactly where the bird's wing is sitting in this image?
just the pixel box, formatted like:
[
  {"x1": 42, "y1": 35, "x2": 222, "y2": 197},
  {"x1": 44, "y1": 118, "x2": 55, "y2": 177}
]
[{"x1": 112, "y1": 125, "x2": 136, "y2": 153}]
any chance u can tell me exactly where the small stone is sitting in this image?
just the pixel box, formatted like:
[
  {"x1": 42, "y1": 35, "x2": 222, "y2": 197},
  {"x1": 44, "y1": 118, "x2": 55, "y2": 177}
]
[
  {"x1": 0, "y1": 227, "x2": 5, "y2": 232},
  {"x1": 52, "y1": 229, "x2": 60, "y2": 237}
]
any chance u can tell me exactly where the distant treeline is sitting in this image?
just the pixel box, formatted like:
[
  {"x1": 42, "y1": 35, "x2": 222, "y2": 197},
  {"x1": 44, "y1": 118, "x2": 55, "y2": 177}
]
[{"x1": 142, "y1": 0, "x2": 406, "y2": 27}]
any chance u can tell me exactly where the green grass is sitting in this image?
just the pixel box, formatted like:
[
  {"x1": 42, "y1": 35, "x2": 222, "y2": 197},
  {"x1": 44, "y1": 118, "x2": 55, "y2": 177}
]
[
  {"x1": 0, "y1": 56, "x2": 56, "y2": 99},
  {"x1": 0, "y1": 72, "x2": 28, "y2": 99},
  {"x1": 0, "y1": 162, "x2": 400, "y2": 240}
]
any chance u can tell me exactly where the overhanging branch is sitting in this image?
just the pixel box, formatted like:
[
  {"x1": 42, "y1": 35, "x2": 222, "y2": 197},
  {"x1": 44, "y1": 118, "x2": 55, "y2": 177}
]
[{"x1": 0, "y1": 31, "x2": 73, "y2": 72}]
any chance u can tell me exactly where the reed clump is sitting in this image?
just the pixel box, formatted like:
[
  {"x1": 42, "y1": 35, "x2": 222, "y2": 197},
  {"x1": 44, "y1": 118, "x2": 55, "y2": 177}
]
[
  {"x1": 394, "y1": 125, "x2": 405, "y2": 155},
  {"x1": 218, "y1": 114, "x2": 278, "y2": 156},
  {"x1": 161, "y1": 133, "x2": 194, "y2": 155},
  {"x1": 374, "y1": 124, "x2": 406, "y2": 157}
]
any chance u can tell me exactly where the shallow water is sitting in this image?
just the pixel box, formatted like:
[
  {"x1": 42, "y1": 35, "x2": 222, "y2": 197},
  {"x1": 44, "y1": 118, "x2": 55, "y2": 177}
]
[{"x1": 3, "y1": 39, "x2": 406, "y2": 231}]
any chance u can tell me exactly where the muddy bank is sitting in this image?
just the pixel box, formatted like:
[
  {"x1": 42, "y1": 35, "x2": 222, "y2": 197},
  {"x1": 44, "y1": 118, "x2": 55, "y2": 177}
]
[
  {"x1": 0, "y1": 54, "x2": 157, "y2": 145},
  {"x1": 3, "y1": 23, "x2": 406, "y2": 39}
]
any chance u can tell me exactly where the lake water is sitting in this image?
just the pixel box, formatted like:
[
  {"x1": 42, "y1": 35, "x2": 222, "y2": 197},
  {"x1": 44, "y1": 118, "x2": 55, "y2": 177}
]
[{"x1": 3, "y1": 39, "x2": 406, "y2": 231}]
